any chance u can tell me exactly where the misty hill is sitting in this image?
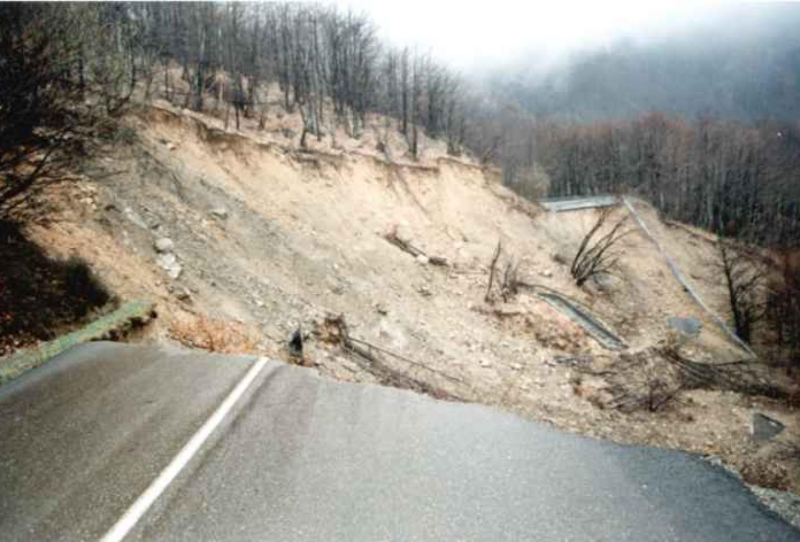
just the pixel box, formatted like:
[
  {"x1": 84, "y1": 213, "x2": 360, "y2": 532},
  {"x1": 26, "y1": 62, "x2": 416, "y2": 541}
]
[{"x1": 484, "y1": 4, "x2": 800, "y2": 122}]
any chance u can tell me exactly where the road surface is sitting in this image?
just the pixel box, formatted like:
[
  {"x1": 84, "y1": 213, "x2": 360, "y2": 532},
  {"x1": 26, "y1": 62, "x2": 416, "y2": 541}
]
[{"x1": 1, "y1": 342, "x2": 797, "y2": 541}]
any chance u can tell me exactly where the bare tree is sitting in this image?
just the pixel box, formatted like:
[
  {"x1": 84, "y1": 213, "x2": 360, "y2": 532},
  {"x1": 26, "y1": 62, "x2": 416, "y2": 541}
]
[
  {"x1": 718, "y1": 241, "x2": 766, "y2": 345},
  {"x1": 0, "y1": 4, "x2": 85, "y2": 218},
  {"x1": 571, "y1": 208, "x2": 631, "y2": 287},
  {"x1": 765, "y1": 251, "x2": 800, "y2": 374}
]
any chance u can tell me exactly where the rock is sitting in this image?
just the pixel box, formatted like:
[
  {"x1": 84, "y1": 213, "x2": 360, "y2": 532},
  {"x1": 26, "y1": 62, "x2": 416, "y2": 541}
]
[
  {"x1": 479, "y1": 359, "x2": 492, "y2": 368},
  {"x1": 416, "y1": 254, "x2": 430, "y2": 265},
  {"x1": 288, "y1": 328, "x2": 303, "y2": 357},
  {"x1": 539, "y1": 269, "x2": 553, "y2": 278},
  {"x1": 210, "y1": 207, "x2": 229, "y2": 220},
  {"x1": 667, "y1": 316, "x2": 703, "y2": 339},
  {"x1": 752, "y1": 413, "x2": 785, "y2": 442},
  {"x1": 394, "y1": 225, "x2": 413, "y2": 244},
  {"x1": 124, "y1": 207, "x2": 149, "y2": 230},
  {"x1": 510, "y1": 362, "x2": 523, "y2": 371},
  {"x1": 156, "y1": 253, "x2": 182, "y2": 279},
  {"x1": 175, "y1": 287, "x2": 192, "y2": 303},
  {"x1": 154, "y1": 237, "x2": 174, "y2": 253},
  {"x1": 591, "y1": 273, "x2": 614, "y2": 289},
  {"x1": 418, "y1": 285, "x2": 432, "y2": 297},
  {"x1": 374, "y1": 302, "x2": 388, "y2": 315}
]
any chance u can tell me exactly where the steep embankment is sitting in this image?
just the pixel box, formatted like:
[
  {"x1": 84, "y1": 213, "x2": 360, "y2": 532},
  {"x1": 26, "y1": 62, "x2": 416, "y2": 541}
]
[{"x1": 17, "y1": 102, "x2": 798, "y2": 495}]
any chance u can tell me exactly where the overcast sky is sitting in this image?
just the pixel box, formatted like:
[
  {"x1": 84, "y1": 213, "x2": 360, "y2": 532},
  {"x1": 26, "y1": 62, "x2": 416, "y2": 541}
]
[{"x1": 332, "y1": 0, "x2": 752, "y2": 72}]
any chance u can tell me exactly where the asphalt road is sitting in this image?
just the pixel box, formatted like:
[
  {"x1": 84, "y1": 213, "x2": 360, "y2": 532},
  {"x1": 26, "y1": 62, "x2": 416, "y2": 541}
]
[{"x1": 1, "y1": 343, "x2": 798, "y2": 541}]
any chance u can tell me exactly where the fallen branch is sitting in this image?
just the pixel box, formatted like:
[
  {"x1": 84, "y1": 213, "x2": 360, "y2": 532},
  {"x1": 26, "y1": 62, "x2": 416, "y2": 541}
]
[
  {"x1": 347, "y1": 336, "x2": 466, "y2": 386},
  {"x1": 318, "y1": 314, "x2": 463, "y2": 399},
  {"x1": 384, "y1": 228, "x2": 448, "y2": 266},
  {"x1": 665, "y1": 350, "x2": 788, "y2": 400}
]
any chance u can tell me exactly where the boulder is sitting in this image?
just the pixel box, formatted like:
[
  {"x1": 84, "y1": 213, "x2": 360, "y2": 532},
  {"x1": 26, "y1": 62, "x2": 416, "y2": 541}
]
[
  {"x1": 394, "y1": 224, "x2": 413, "y2": 244},
  {"x1": 156, "y1": 253, "x2": 182, "y2": 280},
  {"x1": 154, "y1": 237, "x2": 174, "y2": 253}
]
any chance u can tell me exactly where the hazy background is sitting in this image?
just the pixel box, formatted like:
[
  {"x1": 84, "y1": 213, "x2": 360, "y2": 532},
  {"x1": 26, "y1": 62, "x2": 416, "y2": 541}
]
[
  {"x1": 335, "y1": 1, "x2": 800, "y2": 120},
  {"x1": 336, "y1": 1, "x2": 744, "y2": 70}
]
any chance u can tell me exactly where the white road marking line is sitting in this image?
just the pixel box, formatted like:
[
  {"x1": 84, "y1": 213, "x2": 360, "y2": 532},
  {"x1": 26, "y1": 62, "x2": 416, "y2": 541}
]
[{"x1": 100, "y1": 356, "x2": 269, "y2": 542}]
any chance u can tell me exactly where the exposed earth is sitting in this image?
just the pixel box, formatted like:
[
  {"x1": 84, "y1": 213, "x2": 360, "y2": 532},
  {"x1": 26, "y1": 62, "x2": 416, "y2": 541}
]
[{"x1": 3, "y1": 97, "x2": 798, "y2": 513}]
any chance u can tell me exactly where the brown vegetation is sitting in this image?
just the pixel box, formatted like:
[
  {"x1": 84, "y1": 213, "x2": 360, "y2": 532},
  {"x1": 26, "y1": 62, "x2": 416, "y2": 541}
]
[{"x1": 168, "y1": 314, "x2": 259, "y2": 355}]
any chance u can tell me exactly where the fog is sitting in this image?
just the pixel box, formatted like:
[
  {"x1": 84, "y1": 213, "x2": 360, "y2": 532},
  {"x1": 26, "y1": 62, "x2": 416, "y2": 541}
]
[
  {"x1": 334, "y1": 0, "x2": 800, "y2": 82},
  {"x1": 335, "y1": 0, "x2": 737, "y2": 71}
]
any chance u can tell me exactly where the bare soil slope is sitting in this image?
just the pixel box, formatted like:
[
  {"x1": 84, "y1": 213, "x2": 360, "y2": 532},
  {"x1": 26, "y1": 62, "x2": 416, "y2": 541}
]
[{"x1": 12, "y1": 102, "x2": 798, "y2": 495}]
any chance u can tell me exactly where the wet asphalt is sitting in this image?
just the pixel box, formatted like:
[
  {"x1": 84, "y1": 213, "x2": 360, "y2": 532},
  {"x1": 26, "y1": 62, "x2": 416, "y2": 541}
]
[{"x1": 1, "y1": 342, "x2": 797, "y2": 541}]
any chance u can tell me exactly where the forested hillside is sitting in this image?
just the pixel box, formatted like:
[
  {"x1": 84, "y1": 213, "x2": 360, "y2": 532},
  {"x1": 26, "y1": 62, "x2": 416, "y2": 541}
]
[
  {"x1": 467, "y1": 4, "x2": 800, "y2": 248},
  {"x1": 5, "y1": 2, "x2": 800, "y2": 249},
  {"x1": 0, "y1": 2, "x2": 467, "y2": 221}
]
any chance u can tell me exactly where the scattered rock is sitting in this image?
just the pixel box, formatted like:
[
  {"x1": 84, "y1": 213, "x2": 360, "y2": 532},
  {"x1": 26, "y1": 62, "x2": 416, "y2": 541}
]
[
  {"x1": 750, "y1": 486, "x2": 800, "y2": 531},
  {"x1": 553, "y1": 354, "x2": 593, "y2": 366},
  {"x1": 752, "y1": 413, "x2": 785, "y2": 442},
  {"x1": 154, "y1": 237, "x2": 174, "y2": 253},
  {"x1": 156, "y1": 253, "x2": 182, "y2": 279},
  {"x1": 210, "y1": 207, "x2": 229, "y2": 220},
  {"x1": 416, "y1": 254, "x2": 430, "y2": 265}
]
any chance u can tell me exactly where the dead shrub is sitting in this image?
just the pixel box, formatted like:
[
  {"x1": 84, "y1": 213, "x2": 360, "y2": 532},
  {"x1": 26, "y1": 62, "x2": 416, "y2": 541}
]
[
  {"x1": 485, "y1": 241, "x2": 523, "y2": 303},
  {"x1": 593, "y1": 349, "x2": 685, "y2": 412},
  {"x1": 571, "y1": 208, "x2": 631, "y2": 287},
  {"x1": 169, "y1": 313, "x2": 259, "y2": 354}
]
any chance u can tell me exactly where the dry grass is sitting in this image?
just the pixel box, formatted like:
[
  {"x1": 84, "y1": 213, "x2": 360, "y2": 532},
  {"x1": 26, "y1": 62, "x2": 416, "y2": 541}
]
[{"x1": 169, "y1": 313, "x2": 260, "y2": 354}]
